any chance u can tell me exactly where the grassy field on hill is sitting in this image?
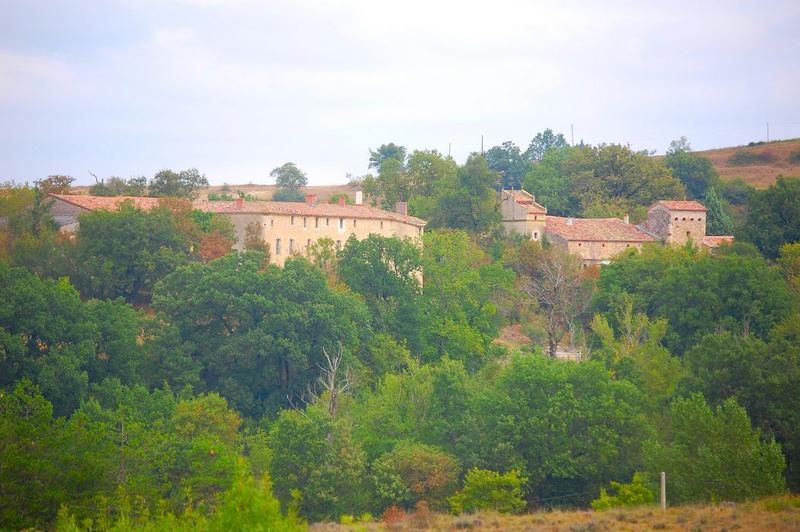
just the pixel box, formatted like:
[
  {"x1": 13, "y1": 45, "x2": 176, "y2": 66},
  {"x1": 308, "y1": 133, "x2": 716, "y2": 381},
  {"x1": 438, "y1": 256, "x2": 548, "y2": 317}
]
[
  {"x1": 694, "y1": 138, "x2": 800, "y2": 189},
  {"x1": 311, "y1": 495, "x2": 800, "y2": 531}
]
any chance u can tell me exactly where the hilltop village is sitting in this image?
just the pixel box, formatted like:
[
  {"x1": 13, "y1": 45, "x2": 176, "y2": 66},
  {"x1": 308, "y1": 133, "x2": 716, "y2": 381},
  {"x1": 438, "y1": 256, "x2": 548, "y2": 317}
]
[{"x1": 1, "y1": 138, "x2": 799, "y2": 530}]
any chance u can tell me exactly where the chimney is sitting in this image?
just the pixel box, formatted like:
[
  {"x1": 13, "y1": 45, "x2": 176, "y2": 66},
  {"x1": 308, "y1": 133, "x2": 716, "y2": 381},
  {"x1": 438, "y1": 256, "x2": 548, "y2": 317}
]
[
  {"x1": 355, "y1": 191, "x2": 363, "y2": 205},
  {"x1": 338, "y1": 196, "x2": 346, "y2": 206},
  {"x1": 566, "y1": 217, "x2": 573, "y2": 226},
  {"x1": 305, "y1": 194, "x2": 317, "y2": 205},
  {"x1": 235, "y1": 197, "x2": 244, "y2": 210},
  {"x1": 395, "y1": 201, "x2": 408, "y2": 216},
  {"x1": 624, "y1": 213, "x2": 629, "y2": 224}
]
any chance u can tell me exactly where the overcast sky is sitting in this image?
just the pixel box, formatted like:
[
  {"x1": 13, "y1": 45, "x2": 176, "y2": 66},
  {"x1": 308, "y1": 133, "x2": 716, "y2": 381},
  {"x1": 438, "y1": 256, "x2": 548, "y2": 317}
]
[{"x1": 1, "y1": 0, "x2": 799, "y2": 186}]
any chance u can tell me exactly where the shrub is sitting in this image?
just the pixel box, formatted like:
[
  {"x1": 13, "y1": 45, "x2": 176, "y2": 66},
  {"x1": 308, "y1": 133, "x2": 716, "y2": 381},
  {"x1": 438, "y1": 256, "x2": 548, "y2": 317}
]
[
  {"x1": 272, "y1": 188, "x2": 305, "y2": 202},
  {"x1": 788, "y1": 149, "x2": 800, "y2": 165},
  {"x1": 728, "y1": 150, "x2": 776, "y2": 166},
  {"x1": 448, "y1": 468, "x2": 527, "y2": 515},
  {"x1": 591, "y1": 472, "x2": 654, "y2": 510}
]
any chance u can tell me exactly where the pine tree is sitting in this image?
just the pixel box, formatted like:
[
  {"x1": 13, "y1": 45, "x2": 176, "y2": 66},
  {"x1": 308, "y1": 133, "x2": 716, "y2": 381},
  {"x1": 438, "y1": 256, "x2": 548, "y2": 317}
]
[{"x1": 704, "y1": 186, "x2": 733, "y2": 235}]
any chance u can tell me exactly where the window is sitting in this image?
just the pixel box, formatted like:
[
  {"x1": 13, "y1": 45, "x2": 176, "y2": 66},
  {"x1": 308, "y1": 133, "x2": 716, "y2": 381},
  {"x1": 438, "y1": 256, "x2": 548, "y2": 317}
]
[
  {"x1": 336, "y1": 240, "x2": 341, "y2": 250},
  {"x1": 270, "y1": 219, "x2": 274, "y2": 227},
  {"x1": 303, "y1": 217, "x2": 307, "y2": 227},
  {"x1": 682, "y1": 217, "x2": 686, "y2": 221},
  {"x1": 690, "y1": 217, "x2": 694, "y2": 221},
  {"x1": 307, "y1": 239, "x2": 311, "y2": 247},
  {"x1": 326, "y1": 218, "x2": 330, "y2": 226},
  {"x1": 339, "y1": 218, "x2": 344, "y2": 229},
  {"x1": 315, "y1": 217, "x2": 319, "y2": 228},
  {"x1": 353, "y1": 219, "x2": 357, "y2": 227},
  {"x1": 674, "y1": 217, "x2": 679, "y2": 221},
  {"x1": 602, "y1": 243, "x2": 606, "y2": 247},
  {"x1": 578, "y1": 242, "x2": 582, "y2": 247},
  {"x1": 289, "y1": 239, "x2": 294, "y2": 253},
  {"x1": 275, "y1": 239, "x2": 281, "y2": 255},
  {"x1": 686, "y1": 230, "x2": 691, "y2": 238},
  {"x1": 698, "y1": 217, "x2": 702, "y2": 222},
  {"x1": 533, "y1": 231, "x2": 538, "y2": 239},
  {"x1": 291, "y1": 216, "x2": 295, "y2": 225},
  {"x1": 380, "y1": 221, "x2": 384, "y2": 230}
]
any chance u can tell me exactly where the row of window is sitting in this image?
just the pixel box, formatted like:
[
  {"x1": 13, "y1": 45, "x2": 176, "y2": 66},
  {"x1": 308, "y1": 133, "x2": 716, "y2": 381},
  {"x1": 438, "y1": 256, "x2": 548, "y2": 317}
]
[
  {"x1": 274, "y1": 238, "x2": 344, "y2": 255},
  {"x1": 287, "y1": 216, "x2": 386, "y2": 230},
  {"x1": 674, "y1": 216, "x2": 702, "y2": 222}
]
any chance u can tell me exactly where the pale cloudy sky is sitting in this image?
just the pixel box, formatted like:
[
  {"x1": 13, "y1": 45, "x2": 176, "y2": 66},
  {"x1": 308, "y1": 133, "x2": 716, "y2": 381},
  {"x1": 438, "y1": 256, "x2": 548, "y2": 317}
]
[{"x1": 1, "y1": 0, "x2": 799, "y2": 185}]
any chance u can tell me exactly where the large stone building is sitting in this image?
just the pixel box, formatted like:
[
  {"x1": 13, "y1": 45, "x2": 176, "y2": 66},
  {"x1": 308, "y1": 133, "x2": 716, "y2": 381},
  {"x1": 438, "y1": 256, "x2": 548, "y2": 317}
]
[
  {"x1": 501, "y1": 190, "x2": 734, "y2": 265},
  {"x1": 48, "y1": 193, "x2": 426, "y2": 266}
]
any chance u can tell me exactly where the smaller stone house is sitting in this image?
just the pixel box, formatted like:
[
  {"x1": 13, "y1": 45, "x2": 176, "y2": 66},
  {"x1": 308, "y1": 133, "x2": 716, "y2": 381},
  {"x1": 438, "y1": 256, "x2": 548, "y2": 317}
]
[
  {"x1": 545, "y1": 215, "x2": 656, "y2": 265},
  {"x1": 499, "y1": 189, "x2": 547, "y2": 241},
  {"x1": 49, "y1": 194, "x2": 162, "y2": 232}
]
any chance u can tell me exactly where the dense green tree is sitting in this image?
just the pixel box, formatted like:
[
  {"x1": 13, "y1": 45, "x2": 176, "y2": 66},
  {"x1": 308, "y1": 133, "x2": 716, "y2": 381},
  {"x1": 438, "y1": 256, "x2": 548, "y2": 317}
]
[
  {"x1": 525, "y1": 129, "x2": 569, "y2": 162},
  {"x1": 148, "y1": 168, "x2": 208, "y2": 199},
  {"x1": 268, "y1": 404, "x2": 368, "y2": 520},
  {"x1": 594, "y1": 245, "x2": 794, "y2": 355},
  {"x1": 643, "y1": 394, "x2": 785, "y2": 504},
  {"x1": 372, "y1": 441, "x2": 459, "y2": 511},
  {"x1": 703, "y1": 186, "x2": 734, "y2": 235},
  {"x1": 270, "y1": 162, "x2": 308, "y2": 191},
  {"x1": 427, "y1": 154, "x2": 501, "y2": 234},
  {"x1": 368, "y1": 142, "x2": 407, "y2": 171},
  {"x1": 522, "y1": 146, "x2": 580, "y2": 215},
  {"x1": 486, "y1": 141, "x2": 529, "y2": 189},
  {"x1": 74, "y1": 201, "x2": 192, "y2": 302},
  {"x1": 664, "y1": 150, "x2": 718, "y2": 200},
  {"x1": 152, "y1": 253, "x2": 370, "y2": 417},
  {"x1": 683, "y1": 320, "x2": 800, "y2": 489},
  {"x1": 362, "y1": 157, "x2": 410, "y2": 209},
  {"x1": 741, "y1": 177, "x2": 800, "y2": 258},
  {"x1": 474, "y1": 355, "x2": 652, "y2": 505},
  {"x1": 338, "y1": 235, "x2": 423, "y2": 351},
  {"x1": 421, "y1": 230, "x2": 514, "y2": 366}
]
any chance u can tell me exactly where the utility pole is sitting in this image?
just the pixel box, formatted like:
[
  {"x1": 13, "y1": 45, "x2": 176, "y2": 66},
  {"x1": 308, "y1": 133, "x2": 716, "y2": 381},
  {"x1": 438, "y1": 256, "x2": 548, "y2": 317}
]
[
  {"x1": 660, "y1": 472, "x2": 666, "y2": 511},
  {"x1": 448, "y1": 142, "x2": 451, "y2": 158},
  {"x1": 767, "y1": 121, "x2": 770, "y2": 143},
  {"x1": 481, "y1": 134, "x2": 484, "y2": 154},
  {"x1": 571, "y1": 124, "x2": 575, "y2": 146}
]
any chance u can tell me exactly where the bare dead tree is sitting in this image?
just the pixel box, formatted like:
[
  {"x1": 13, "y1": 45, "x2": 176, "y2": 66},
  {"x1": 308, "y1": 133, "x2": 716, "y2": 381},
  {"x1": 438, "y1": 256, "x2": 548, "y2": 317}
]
[
  {"x1": 287, "y1": 345, "x2": 354, "y2": 417},
  {"x1": 526, "y1": 247, "x2": 593, "y2": 357}
]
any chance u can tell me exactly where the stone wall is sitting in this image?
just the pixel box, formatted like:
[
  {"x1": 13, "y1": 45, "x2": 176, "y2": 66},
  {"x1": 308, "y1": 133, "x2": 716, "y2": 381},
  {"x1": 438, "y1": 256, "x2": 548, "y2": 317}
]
[
  {"x1": 49, "y1": 198, "x2": 89, "y2": 228},
  {"x1": 227, "y1": 212, "x2": 423, "y2": 266}
]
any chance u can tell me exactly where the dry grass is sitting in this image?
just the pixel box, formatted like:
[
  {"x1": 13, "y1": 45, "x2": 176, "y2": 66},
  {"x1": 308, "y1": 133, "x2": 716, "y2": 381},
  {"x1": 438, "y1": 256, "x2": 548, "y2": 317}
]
[
  {"x1": 694, "y1": 138, "x2": 800, "y2": 189},
  {"x1": 312, "y1": 495, "x2": 800, "y2": 531},
  {"x1": 493, "y1": 324, "x2": 533, "y2": 350}
]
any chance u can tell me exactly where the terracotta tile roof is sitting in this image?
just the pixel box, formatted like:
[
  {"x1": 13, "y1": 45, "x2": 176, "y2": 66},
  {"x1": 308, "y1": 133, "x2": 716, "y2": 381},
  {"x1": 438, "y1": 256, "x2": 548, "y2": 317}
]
[
  {"x1": 49, "y1": 194, "x2": 162, "y2": 211},
  {"x1": 545, "y1": 216, "x2": 656, "y2": 243},
  {"x1": 702, "y1": 235, "x2": 735, "y2": 248},
  {"x1": 193, "y1": 200, "x2": 427, "y2": 227},
  {"x1": 650, "y1": 200, "x2": 707, "y2": 212},
  {"x1": 508, "y1": 190, "x2": 547, "y2": 214}
]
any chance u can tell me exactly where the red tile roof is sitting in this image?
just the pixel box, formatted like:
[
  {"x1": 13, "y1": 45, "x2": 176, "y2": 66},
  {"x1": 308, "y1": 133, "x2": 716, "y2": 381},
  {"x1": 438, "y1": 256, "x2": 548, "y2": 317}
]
[
  {"x1": 650, "y1": 200, "x2": 707, "y2": 212},
  {"x1": 48, "y1": 194, "x2": 426, "y2": 226},
  {"x1": 546, "y1": 216, "x2": 656, "y2": 243},
  {"x1": 508, "y1": 190, "x2": 547, "y2": 214},
  {"x1": 194, "y1": 200, "x2": 427, "y2": 226},
  {"x1": 50, "y1": 194, "x2": 162, "y2": 211},
  {"x1": 702, "y1": 235, "x2": 735, "y2": 248}
]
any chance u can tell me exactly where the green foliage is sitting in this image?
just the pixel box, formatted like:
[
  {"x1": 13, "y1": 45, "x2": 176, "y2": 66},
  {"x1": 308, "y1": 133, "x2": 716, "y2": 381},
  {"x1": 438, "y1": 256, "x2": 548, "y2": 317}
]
[
  {"x1": 268, "y1": 405, "x2": 367, "y2": 521},
  {"x1": 474, "y1": 355, "x2": 652, "y2": 505},
  {"x1": 448, "y1": 468, "x2": 527, "y2": 514},
  {"x1": 594, "y1": 245, "x2": 794, "y2": 354},
  {"x1": 372, "y1": 441, "x2": 459, "y2": 510},
  {"x1": 486, "y1": 141, "x2": 529, "y2": 189},
  {"x1": 338, "y1": 234, "x2": 423, "y2": 351},
  {"x1": 643, "y1": 394, "x2": 785, "y2": 504},
  {"x1": 728, "y1": 149, "x2": 776, "y2": 166},
  {"x1": 149, "y1": 168, "x2": 208, "y2": 199},
  {"x1": 271, "y1": 162, "x2": 308, "y2": 190},
  {"x1": 89, "y1": 176, "x2": 147, "y2": 197},
  {"x1": 74, "y1": 201, "x2": 192, "y2": 302},
  {"x1": 368, "y1": 143, "x2": 407, "y2": 171},
  {"x1": 421, "y1": 230, "x2": 514, "y2": 366},
  {"x1": 328, "y1": 192, "x2": 353, "y2": 204},
  {"x1": 591, "y1": 472, "x2": 654, "y2": 510},
  {"x1": 703, "y1": 186, "x2": 734, "y2": 235},
  {"x1": 525, "y1": 129, "x2": 569, "y2": 162},
  {"x1": 664, "y1": 150, "x2": 718, "y2": 199},
  {"x1": 271, "y1": 188, "x2": 306, "y2": 202},
  {"x1": 152, "y1": 253, "x2": 370, "y2": 417},
  {"x1": 741, "y1": 176, "x2": 800, "y2": 258}
]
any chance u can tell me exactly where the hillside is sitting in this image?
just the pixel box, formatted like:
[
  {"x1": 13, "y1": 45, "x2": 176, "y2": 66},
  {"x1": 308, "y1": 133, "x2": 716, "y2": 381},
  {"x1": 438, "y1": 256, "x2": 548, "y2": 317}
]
[{"x1": 694, "y1": 138, "x2": 800, "y2": 189}]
